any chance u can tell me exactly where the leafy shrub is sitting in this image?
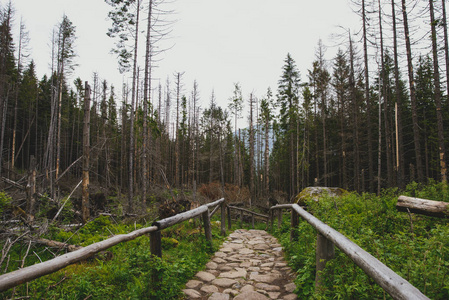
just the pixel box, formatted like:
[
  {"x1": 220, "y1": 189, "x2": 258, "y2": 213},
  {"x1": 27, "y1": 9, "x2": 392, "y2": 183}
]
[
  {"x1": 0, "y1": 191, "x2": 11, "y2": 215},
  {"x1": 273, "y1": 182, "x2": 449, "y2": 299}
]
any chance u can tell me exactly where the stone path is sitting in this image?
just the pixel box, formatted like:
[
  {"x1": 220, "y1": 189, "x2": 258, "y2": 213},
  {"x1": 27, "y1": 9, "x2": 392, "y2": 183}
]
[{"x1": 183, "y1": 229, "x2": 297, "y2": 300}]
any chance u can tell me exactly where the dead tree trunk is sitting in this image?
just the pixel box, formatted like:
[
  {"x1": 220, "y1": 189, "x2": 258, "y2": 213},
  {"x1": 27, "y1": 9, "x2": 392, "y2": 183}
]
[
  {"x1": 82, "y1": 82, "x2": 91, "y2": 223},
  {"x1": 402, "y1": 0, "x2": 424, "y2": 182},
  {"x1": 26, "y1": 156, "x2": 37, "y2": 219}
]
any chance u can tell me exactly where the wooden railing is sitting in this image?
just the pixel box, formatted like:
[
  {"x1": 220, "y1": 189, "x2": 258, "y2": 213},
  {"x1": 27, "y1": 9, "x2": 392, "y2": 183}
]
[
  {"x1": 0, "y1": 198, "x2": 225, "y2": 292},
  {"x1": 270, "y1": 204, "x2": 429, "y2": 300},
  {"x1": 226, "y1": 205, "x2": 269, "y2": 229}
]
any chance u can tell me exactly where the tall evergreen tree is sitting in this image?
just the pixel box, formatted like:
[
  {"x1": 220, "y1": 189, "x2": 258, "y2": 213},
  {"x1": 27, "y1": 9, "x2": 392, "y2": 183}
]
[{"x1": 277, "y1": 53, "x2": 301, "y2": 197}]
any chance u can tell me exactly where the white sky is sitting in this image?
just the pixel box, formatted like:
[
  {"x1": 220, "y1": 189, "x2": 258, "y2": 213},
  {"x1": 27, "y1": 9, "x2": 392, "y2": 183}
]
[{"x1": 7, "y1": 0, "x2": 360, "y2": 128}]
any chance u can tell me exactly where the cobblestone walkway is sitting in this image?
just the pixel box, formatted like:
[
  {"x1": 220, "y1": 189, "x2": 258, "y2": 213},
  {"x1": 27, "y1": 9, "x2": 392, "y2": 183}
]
[{"x1": 183, "y1": 229, "x2": 297, "y2": 300}]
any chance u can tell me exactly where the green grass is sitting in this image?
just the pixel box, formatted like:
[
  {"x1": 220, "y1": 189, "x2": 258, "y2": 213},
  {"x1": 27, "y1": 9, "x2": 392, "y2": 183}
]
[
  {"x1": 1, "y1": 215, "x2": 226, "y2": 300},
  {"x1": 271, "y1": 181, "x2": 449, "y2": 299}
]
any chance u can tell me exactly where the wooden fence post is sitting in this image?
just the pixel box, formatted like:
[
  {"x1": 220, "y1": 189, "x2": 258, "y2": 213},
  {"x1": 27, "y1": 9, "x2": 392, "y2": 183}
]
[
  {"x1": 270, "y1": 209, "x2": 274, "y2": 231},
  {"x1": 240, "y1": 210, "x2": 243, "y2": 227},
  {"x1": 277, "y1": 209, "x2": 282, "y2": 229},
  {"x1": 290, "y1": 209, "x2": 299, "y2": 241},
  {"x1": 315, "y1": 233, "x2": 335, "y2": 287},
  {"x1": 221, "y1": 202, "x2": 226, "y2": 236},
  {"x1": 251, "y1": 213, "x2": 255, "y2": 229},
  {"x1": 202, "y1": 210, "x2": 213, "y2": 245},
  {"x1": 150, "y1": 230, "x2": 162, "y2": 258},
  {"x1": 227, "y1": 206, "x2": 232, "y2": 230}
]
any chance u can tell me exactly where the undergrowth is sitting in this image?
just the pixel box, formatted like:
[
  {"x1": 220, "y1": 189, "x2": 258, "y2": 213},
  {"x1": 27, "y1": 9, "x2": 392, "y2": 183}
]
[
  {"x1": 272, "y1": 181, "x2": 449, "y2": 299},
  {"x1": 1, "y1": 216, "x2": 226, "y2": 300}
]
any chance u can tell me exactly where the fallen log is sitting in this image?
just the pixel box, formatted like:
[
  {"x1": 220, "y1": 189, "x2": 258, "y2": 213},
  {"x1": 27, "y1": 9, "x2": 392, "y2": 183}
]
[
  {"x1": 27, "y1": 237, "x2": 83, "y2": 252},
  {"x1": 397, "y1": 195, "x2": 449, "y2": 218}
]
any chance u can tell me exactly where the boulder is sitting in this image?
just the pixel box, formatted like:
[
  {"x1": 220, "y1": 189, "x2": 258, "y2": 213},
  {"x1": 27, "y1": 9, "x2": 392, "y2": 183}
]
[{"x1": 295, "y1": 187, "x2": 347, "y2": 206}]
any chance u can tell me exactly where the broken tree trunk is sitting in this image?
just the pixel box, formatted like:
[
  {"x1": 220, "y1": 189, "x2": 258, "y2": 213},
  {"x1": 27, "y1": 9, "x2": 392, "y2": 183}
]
[
  {"x1": 397, "y1": 195, "x2": 449, "y2": 218},
  {"x1": 26, "y1": 156, "x2": 37, "y2": 220}
]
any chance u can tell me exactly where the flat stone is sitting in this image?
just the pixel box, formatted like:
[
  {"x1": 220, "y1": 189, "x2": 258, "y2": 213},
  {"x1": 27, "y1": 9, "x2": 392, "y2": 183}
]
[
  {"x1": 241, "y1": 285, "x2": 255, "y2": 293},
  {"x1": 219, "y1": 268, "x2": 247, "y2": 279},
  {"x1": 214, "y1": 257, "x2": 227, "y2": 264},
  {"x1": 220, "y1": 247, "x2": 234, "y2": 253},
  {"x1": 196, "y1": 271, "x2": 216, "y2": 282},
  {"x1": 249, "y1": 274, "x2": 279, "y2": 283},
  {"x1": 215, "y1": 252, "x2": 227, "y2": 257},
  {"x1": 260, "y1": 262, "x2": 274, "y2": 267},
  {"x1": 201, "y1": 285, "x2": 219, "y2": 293},
  {"x1": 212, "y1": 278, "x2": 238, "y2": 288},
  {"x1": 233, "y1": 291, "x2": 269, "y2": 300},
  {"x1": 218, "y1": 266, "x2": 233, "y2": 271},
  {"x1": 254, "y1": 283, "x2": 280, "y2": 291},
  {"x1": 253, "y1": 243, "x2": 270, "y2": 250},
  {"x1": 239, "y1": 248, "x2": 255, "y2": 255},
  {"x1": 240, "y1": 261, "x2": 252, "y2": 268},
  {"x1": 268, "y1": 292, "x2": 281, "y2": 299},
  {"x1": 183, "y1": 289, "x2": 201, "y2": 299},
  {"x1": 223, "y1": 289, "x2": 239, "y2": 296},
  {"x1": 275, "y1": 263, "x2": 287, "y2": 267},
  {"x1": 185, "y1": 280, "x2": 202, "y2": 289},
  {"x1": 284, "y1": 283, "x2": 296, "y2": 293},
  {"x1": 226, "y1": 243, "x2": 245, "y2": 249},
  {"x1": 231, "y1": 240, "x2": 244, "y2": 244},
  {"x1": 273, "y1": 247, "x2": 283, "y2": 252},
  {"x1": 283, "y1": 294, "x2": 298, "y2": 300},
  {"x1": 206, "y1": 261, "x2": 218, "y2": 270},
  {"x1": 208, "y1": 292, "x2": 230, "y2": 300}
]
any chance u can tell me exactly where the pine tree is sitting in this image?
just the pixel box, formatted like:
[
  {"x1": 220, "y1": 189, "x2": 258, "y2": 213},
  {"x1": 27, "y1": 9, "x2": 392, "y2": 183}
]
[{"x1": 277, "y1": 53, "x2": 301, "y2": 197}]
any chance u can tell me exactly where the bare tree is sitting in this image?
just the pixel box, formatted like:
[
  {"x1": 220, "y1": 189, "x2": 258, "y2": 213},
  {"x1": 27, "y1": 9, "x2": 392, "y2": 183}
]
[
  {"x1": 402, "y1": 0, "x2": 424, "y2": 182},
  {"x1": 429, "y1": 0, "x2": 447, "y2": 183}
]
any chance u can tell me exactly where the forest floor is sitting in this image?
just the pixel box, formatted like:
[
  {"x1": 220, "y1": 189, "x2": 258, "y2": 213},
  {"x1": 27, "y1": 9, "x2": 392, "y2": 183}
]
[{"x1": 183, "y1": 229, "x2": 297, "y2": 300}]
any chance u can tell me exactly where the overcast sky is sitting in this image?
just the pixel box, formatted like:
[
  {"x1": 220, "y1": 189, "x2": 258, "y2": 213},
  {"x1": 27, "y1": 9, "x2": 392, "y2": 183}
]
[{"x1": 7, "y1": 0, "x2": 359, "y2": 127}]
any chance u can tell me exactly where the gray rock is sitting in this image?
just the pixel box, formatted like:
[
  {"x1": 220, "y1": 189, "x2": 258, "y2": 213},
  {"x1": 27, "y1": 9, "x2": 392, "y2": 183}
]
[
  {"x1": 212, "y1": 278, "x2": 238, "y2": 288},
  {"x1": 201, "y1": 285, "x2": 219, "y2": 294},
  {"x1": 196, "y1": 271, "x2": 216, "y2": 282},
  {"x1": 233, "y1": 291, "x2": 270, "y2": 300},
  {"x1": 183, "y1": 289, "x2": 202, "y2": 299},
  {"x1": 185, "y1": 280, "x2": 202, "y2": 289},
  {"x1": 208, "y1": 292, "x2": 230, "y2": 300}
]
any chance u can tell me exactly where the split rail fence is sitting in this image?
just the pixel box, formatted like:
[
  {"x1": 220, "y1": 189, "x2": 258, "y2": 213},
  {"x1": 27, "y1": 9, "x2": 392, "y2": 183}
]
[
  {"x1": 270, "y1": 203, "x2": 429, "y2": 300},
  {"x1": 0, "y1": 198, "x2": 225, "y2": 292},
  {"x1": 0, "y1": 198, "x2": 431, "y2": 300}
]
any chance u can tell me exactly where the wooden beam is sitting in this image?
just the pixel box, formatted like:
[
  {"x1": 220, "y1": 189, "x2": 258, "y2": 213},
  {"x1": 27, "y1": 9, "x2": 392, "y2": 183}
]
[{"x1": 153, "y1": 205, "x2": 207, "y2": 230}]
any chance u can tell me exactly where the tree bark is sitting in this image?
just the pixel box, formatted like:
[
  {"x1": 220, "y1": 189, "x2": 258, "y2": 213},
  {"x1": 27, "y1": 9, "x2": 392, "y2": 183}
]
[
  {"x1": 362, "y1": 0, "x2": 374, "y2": 192},
  {"x1": 128, "y1": 0, "x2": 141, "y2": 213},
  {"x1": 402, "y1": 0, "x2": 424, "y2": 182},
  {"x1": 429, "y1": 0, "x2": 447, "y2": 183},
  {"x1": 392, "y1": 0, "x2": 405, "y2": 188},
  {"x1": 82, "y1": 82, "x2": 91, "y2": 224}
]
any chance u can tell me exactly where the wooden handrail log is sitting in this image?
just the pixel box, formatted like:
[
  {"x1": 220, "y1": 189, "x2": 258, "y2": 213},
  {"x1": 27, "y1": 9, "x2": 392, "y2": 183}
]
[
  {"x1": 153, "y1": 206, "x2": 208, "y2": 230},
  {"x1": 205, "y1": 198, "x2": 225, "y2": 209},
  {"x1": 269, "y1": 204, "x2": 295, "y2": 211},
  {"x1": 270, "y1": 204, "x2": 428, "y2": 300},
  {"x1": 0, "y1": 226, "x2": 158, "y2": 292},
  {"x1": 228, "y1": 206, "x2": 269, "y2": 219},
  {"x1": 209, "y1": 204, "x2": 221, "y2": 218}
]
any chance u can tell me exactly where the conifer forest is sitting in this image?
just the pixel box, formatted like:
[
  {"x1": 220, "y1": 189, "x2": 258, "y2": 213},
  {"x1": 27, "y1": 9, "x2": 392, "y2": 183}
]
[
  {"x1": 2, "y1": 0, "x2": 449, "y2": 299},
  {"x1": 0, "y1": 0, "x2": 449, "y2": 210}
]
